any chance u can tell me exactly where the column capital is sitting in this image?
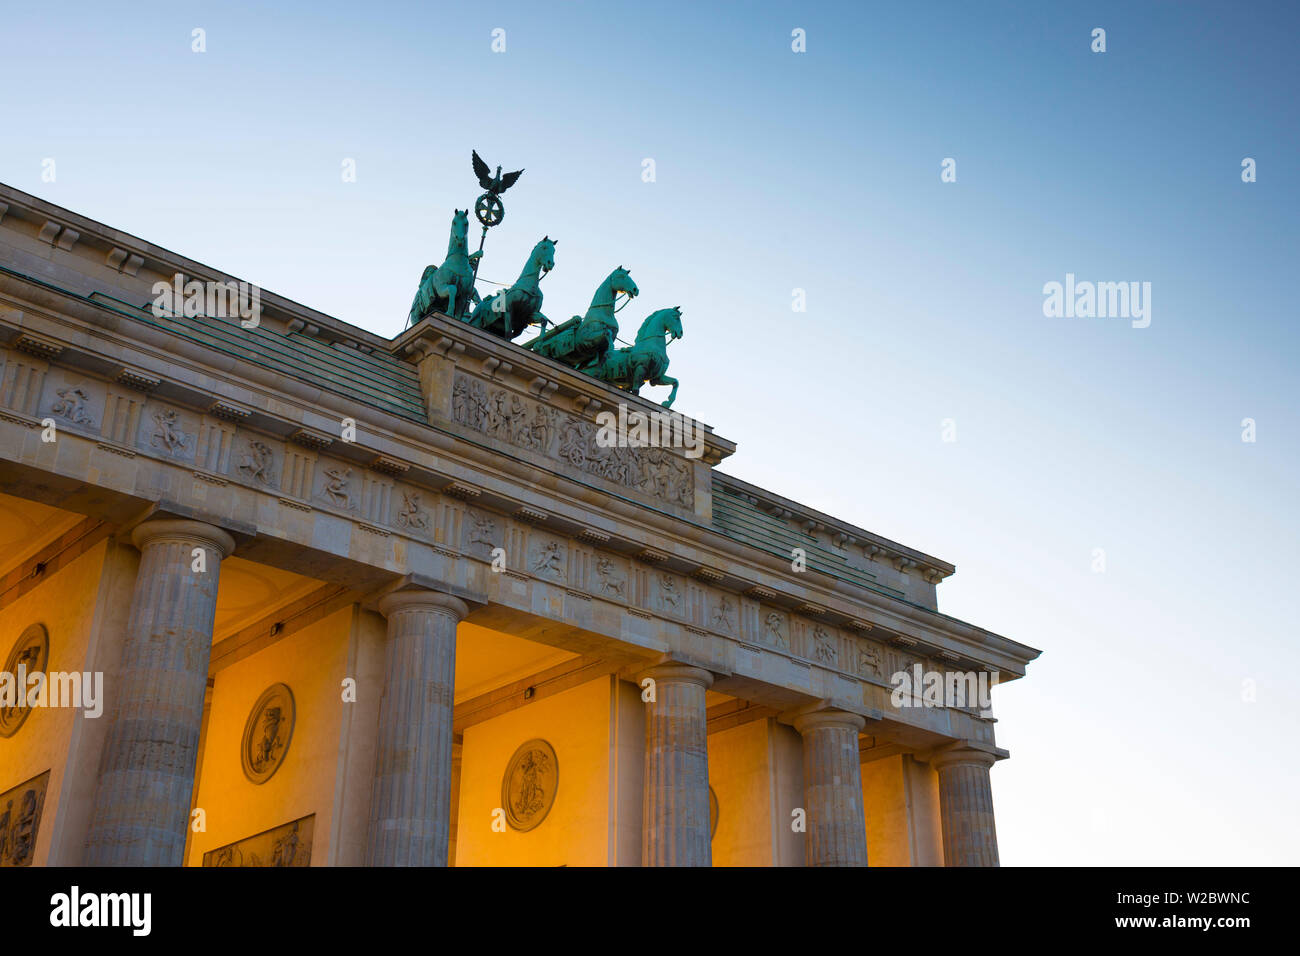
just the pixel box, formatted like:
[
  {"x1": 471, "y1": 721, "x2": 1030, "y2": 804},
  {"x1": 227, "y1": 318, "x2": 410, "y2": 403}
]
[
  {"x1": 131, "y1": 518, "x2": 235, "y2": 559},
  {"x1": 635, "y1": 662, "x2": 714, "y2": 691},
  {"x1": 791, "y1": 707, "x2": 866, "y2": 736},
  {"x1": 930, "y1": 744, "x2": 999, "y2": 772},
  {"x1": 378, "y1": 588, "x2": 470, "y2": 621}
]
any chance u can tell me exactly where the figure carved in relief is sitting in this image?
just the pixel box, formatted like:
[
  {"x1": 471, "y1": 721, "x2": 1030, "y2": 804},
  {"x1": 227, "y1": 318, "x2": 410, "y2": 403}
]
[
  {"x1": 272, "y1": 820, "x2": 301, "y2": 868},
  {"x1": 596, "y1": 556, "x2": 625, "y2": 597},
  {"x1": 467, "y1": 509, "x2": 497, "y2": 549},
  {"x1": 238, "y1": 440, "x2": 274, "y2": 484},
  {"x1": 812, "y1": 625, "x2": 836, "y2": 665},
  {"x1": 51, "y1": 386, "x2": 94, "y2": 425},
  {"x1": 857, "y1": 643, "x2": 881, "y2": 677},
  {"x1": 512, "y1": 750, "x2": 550, "y2": 818},
  {"x1": 322, "y1": 467, "x2": 352, "y2": 509},
  {"x1": 660, "y1": 574, "x2": 681, "y2": 610},
  {"x1": 0, "y1": 801, "x2": 10, "y2": 863},
  {"x1": 251, "y1": 706, "x2": 285, "y2": 775},
  {"x1": 533, "y1": 541, "x2": 564, "y2": 577},
  {"x1": 765, "y1": 612, "x2": 787, "y2": 649},
  {"x1": 150, "y1": 408, "x2": 190, "y2": 455},
  {"x1": 397, "y1": 491, "x2": 429, "y2": 530},
  {"x1": 712, "y1": 596, "x2": 735, "y2": 632}
]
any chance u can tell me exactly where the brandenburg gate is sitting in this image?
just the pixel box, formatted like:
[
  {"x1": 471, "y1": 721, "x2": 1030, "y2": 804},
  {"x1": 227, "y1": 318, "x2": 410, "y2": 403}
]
[{"x1": 0, "y1": 180, "x2": 1038, "y2": 867}]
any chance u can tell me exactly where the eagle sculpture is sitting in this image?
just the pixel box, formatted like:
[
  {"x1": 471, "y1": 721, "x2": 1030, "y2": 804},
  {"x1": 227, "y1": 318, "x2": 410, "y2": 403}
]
[{"x1": 472, "y1": 150, "x2": 524, "y2": 196}]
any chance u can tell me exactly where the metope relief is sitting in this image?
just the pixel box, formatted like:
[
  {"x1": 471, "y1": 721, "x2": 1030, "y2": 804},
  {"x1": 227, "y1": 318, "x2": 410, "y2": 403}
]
[
  {"x1": 763, "y1": 611, "x2": 788, "y2": 650},
  {"x1": 451, "y1": 373, "x2": 692, "y2": 508},
  {"x1": 593, "y1": 555, "x2": 627, "y2": 599},
  {"x1": 148, "y1": 407, "x2": 193, "y2": 458},
  {"x1": 396, "y1": 489, "x2": 431, "y2": 533},
  {"x1": 463, "y1": 508, "x2": 498, "y2": 556},
  {"x1": 236, "y1": 438, "x2": 276, "y2": 486},
  {"x1": 529, "y1": 537, "x2": 567, "y2": 582},
  {"x1": 317, "y1": 466, "x2": 354, "y2": 511}
]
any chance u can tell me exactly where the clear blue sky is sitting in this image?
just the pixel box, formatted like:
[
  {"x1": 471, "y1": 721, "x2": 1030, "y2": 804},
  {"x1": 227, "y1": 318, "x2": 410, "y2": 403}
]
[{"x1": 3, "y1": 0, "x2": 1296, "y2": 864}]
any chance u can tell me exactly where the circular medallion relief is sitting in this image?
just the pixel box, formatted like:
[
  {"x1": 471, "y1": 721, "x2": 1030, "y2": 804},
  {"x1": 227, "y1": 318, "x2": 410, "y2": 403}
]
[
  {"x1": 709, "y1": 785, "x2": 719, "y2": 840},
  {"x1": 240, "y1": 683, "x2": 295, "y2": 784},
  {"x1": 501, "y1": 738, "x2": 558, "y2": 832},
  {"x1": 0, "y1": 624, "x2": 49, "y2": 739}
]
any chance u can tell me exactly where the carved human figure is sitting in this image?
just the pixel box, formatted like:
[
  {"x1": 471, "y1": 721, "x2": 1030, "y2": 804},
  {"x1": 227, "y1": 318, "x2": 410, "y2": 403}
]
[
  {"x1": 812, "y1": 625, "x2": 836, "y2": 665},
  {"x1": 272, "y1": 821, "x2": 301, "y2": 868},
  {"x1": 857, "y1": 643, "x2": 881, "y2": 677},
  {"x1": 765, "y1": 612, "x2": 787, "y2": 648},
  {"x1": 596, "y1": 556, "x2": 625, "y2": 597},
  {"x1": 533, "y1": 541, "x2": 563, "y2": 577},
  {"x1": 51, "y1": 386, "x2": 94, "y2": 425},
  {"x1": 0, "y1": 800, "x2": 10, "y2": 863},
  {"x1": 712, "y1": 596, "x2": 735, "y2": 632},
  {"x1": 466, "y1": 509, "x2": 496, "y2": 549},
  {"x1": 397, "y1": 491, "x2": 429, "y2": 530},
  {"x1": 252, "y1": 706, "x2": 284, "y2": 773},
  {"x1": 238, "y1": 440, "x2": 274, "y2": 484},
  {"x1": 150, "y1": 408, "x2": 190, "y2": 454},
  {"x1": 322, "y1": 467, "x2": 352, "y2": 508},
  {"x1": 660, "y1": 574, "x2": 681, "y2": 610}
]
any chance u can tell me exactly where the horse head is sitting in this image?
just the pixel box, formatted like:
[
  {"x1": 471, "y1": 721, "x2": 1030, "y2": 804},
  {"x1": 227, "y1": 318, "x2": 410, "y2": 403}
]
[
  {"x1": 447, "y1": 208, "x2": 469, "y2": 254},
  {"x1": 608, "y1": 265, "x2": 639, "y2": 300},
  {"x1": 640, "y1": 306, "x2": 684, "y2": 343},
  {"x1": 533, "y1": 236, "x2": 557, "y2": 275}
]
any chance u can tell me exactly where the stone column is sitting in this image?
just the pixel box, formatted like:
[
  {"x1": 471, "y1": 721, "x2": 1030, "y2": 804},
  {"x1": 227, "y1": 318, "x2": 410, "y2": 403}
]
[
  {"x1": 84, "y1": 518, "x2": 235, "y2": 866},
  {"x1": 793, "y1": 709, "x2": 868, "y2": 867},
  {"x1": 933, "y1": 747, "x2": 1000, "y2": 867},
  {"x1": 365, "y1": 589, "x2": 468, "y2": 867},
  {"x1": 640, "y1": 663, "x2": 713, "y2": 867}
]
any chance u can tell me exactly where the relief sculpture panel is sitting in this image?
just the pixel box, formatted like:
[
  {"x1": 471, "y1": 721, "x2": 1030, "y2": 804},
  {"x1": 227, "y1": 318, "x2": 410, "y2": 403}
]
[{"x1": 452, "y1": 373, "x2": 692, "y2": 508}]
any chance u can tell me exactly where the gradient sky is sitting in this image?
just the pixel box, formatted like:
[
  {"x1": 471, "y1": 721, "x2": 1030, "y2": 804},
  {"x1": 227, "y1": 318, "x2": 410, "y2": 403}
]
[{"x1": 3, "y1": 0, "x2": 1297, "y2": 864}]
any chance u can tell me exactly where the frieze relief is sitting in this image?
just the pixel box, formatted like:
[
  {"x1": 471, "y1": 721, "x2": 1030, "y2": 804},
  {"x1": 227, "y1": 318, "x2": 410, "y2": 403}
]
[
  {"x1": 42, "y1": 370, "x2": 103, "y2": 434},
  {"x1": 451, "y1": 372, "x2": 692, "y2": 508},
  {"x1": 148, "y1": 406, "x2": 195, "y2": 459},
  {"x1": 0, "y1": 770, "x2": 49, "y2": 867},
  {"x1": 528, "y1": 535, "x2": 567, "y2": 582},
  {"x1": 592, "y1": 553, "x2": 628, "y2": 600},
  {"x1": 203, "y1": 814, "x2": 314, "y2": 867}
]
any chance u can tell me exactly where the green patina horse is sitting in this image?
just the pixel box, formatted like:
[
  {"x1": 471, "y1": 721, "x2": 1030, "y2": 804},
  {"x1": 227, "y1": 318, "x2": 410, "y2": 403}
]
[
  {"x1": 407, "y1": 208, "x2": 482, "y2": 325},
  {"x1": 584, "y1": 306, "x2": 683, "y2": 408},
  {"x1": 467, "y1": 236, "x2": 556, "y2": 339},
  {"x1": 522, "y1": 266, "x2": 638, "y2": 369}
]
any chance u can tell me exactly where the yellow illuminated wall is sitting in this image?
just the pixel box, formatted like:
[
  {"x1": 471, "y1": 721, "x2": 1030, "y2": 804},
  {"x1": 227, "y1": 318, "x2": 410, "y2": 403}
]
[
  {"x1": 708, "y1": 718, "x2": 804, "y2": 866},
  {"x1": 455, "y1": 675, "x2": 643, "y2": 866},
  {"x1": 185, "y1": 605, "x2": 357, "y2": 866},
  {"x1": 862, "y1": 753, "x2": 943, "y2": 866}
]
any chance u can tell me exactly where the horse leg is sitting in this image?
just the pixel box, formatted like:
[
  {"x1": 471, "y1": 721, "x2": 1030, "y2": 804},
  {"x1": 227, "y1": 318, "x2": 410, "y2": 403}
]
[
  {"x1": 653, "y1": 374, "x2": 679, "y2": 408},
  {"x1": 437, "y1": 284, "x2": 456, "y2": 318}
]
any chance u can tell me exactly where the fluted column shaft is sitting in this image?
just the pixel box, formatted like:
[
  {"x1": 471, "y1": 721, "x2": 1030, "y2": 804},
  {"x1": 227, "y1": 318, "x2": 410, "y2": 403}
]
[
  {"x1": 793, "y1": 709, "x2": 868, "y2": 867},
  {"x1": 365, "y1": 589, "x2": 468, "y2": 866},
  {"x1": 640, "y1": 664, "x2": 713, "y2": 867},
  {"x1": 934, "y1": 747, "x2": 1000, "y2": 866},
  {"x1": 84, "y1": 519, "x2": 235, "y2": 866}
]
